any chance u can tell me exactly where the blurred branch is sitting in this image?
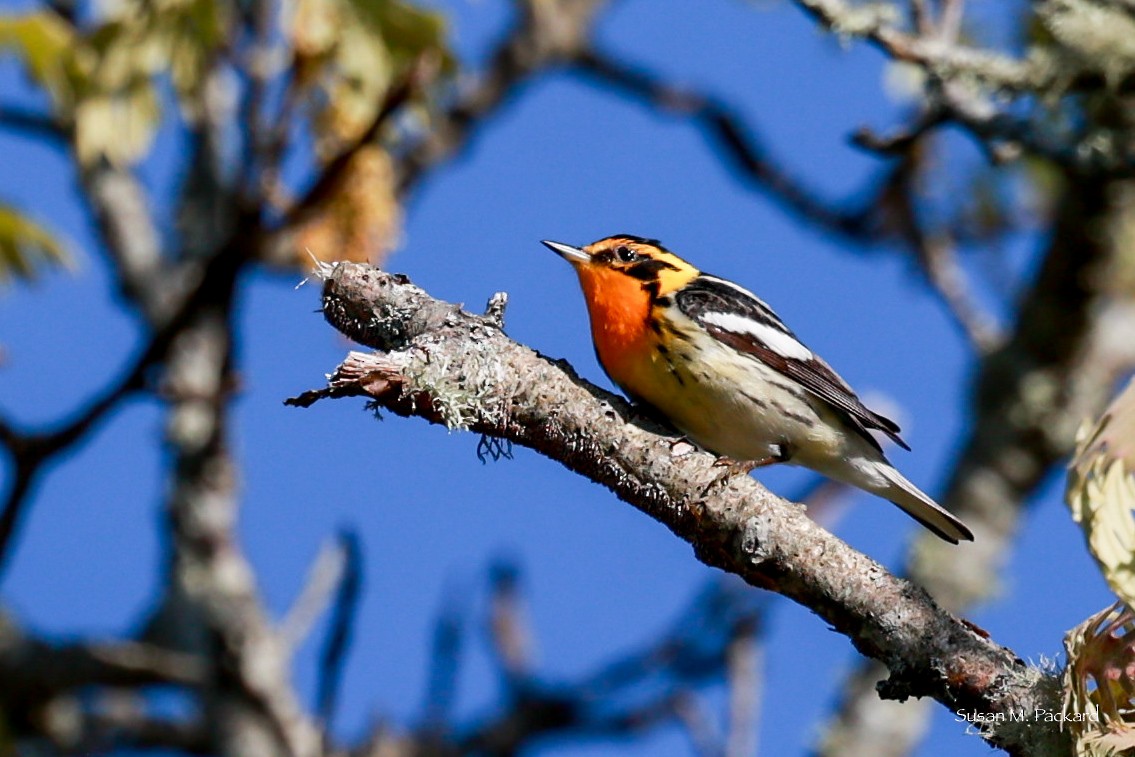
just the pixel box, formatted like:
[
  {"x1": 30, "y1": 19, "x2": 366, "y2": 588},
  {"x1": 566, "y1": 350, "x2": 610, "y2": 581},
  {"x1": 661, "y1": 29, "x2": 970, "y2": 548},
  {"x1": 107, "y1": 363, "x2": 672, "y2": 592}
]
[
  {"x1": 790, "y1": 0, "x2": 1043, "y2": 92},
  {"x1": 0, "y1": 105, "x2": 66, "y2": 143},
  {"x1": 458, "y1": 579, "x2": 765, "y2": 756},
  {"x1": 420, "y1": 582, "x2": 467, "y2": 734},
  {"x1": 673, "y1": 694, "x2": 724, "y2": 757},
  {"x1": 237, "y1": 0, "x2": 283, "y2": 203},
  {"x1": 394, "y1": 0, "x2": 610, "y2": 195},
  {"x1": 572, "y1": 49, "x2": 876, "y2": 241},
  {"x1": 580, "y1": 580, "x2": 766, "y2": 697},
  {"x1": 280, "y1": 535, "x2": 351, "y2": 651},
  {"x1": 909, "y1": 0, "x2": 933, "y2": 35},
  {"x1": 725, "y1": 617, "x2": 760, "y2": 757},
  {"x1": 789, "y1": 0, "x2": 1135, "y2": 173},
  {"x1": 287, "y1": 261, "x2": 1066, "y2": 755},
  {"x1": 278, "y1": 59, "x2": 435, "y2": 234},
  {"x1": 0, "y1": 225, "x2": 260, "y2": 581},
  {"x1": 0, "y1": 342, "x2": 154, "y2": 579},
  {"x1": 488, "y1": 559, "x2": 534, "y2": 686},
  {"x1": 70, "y1": 709, "x2": 210, "y2": 754},
  {"x1": 0, "y1": 612, "x2": 206, "y2": 749},
  {"x1": 80, "y1": 163, "x2": 176, "y2": 322},
  {"x1": 937, "y1": 0, "x2": 966, "y2": 42},
  {"x1": 151, "y1": 300, "x2": 319, "y2": 757},
  {"x1": 316, "y1": 529, "x2": 363, "y2": 732},
  {"x1": 0, "y1": 613, "x2": 205, "y2": 693},
  {"x1": 867, "y1": 139, "x2": 1003, "y2": 351}
]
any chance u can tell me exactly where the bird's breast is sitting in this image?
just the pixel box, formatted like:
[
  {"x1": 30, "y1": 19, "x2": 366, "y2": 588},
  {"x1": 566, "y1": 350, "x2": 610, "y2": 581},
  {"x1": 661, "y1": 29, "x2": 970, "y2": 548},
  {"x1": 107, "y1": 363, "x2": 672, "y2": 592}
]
[{"x1": 575, "y1": 267, "x2": 657, "y2": 387}]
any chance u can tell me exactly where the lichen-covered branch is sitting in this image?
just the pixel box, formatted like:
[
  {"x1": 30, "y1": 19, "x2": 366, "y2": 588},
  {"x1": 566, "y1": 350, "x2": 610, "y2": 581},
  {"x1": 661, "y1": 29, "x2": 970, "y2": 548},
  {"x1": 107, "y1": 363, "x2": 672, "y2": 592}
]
[
  {"x1": 288, "y1": 261, "x2": 1067, "y2": 756},
  {"x1": 790, "y1": 0, "x2": 1045, "y2": 92}
]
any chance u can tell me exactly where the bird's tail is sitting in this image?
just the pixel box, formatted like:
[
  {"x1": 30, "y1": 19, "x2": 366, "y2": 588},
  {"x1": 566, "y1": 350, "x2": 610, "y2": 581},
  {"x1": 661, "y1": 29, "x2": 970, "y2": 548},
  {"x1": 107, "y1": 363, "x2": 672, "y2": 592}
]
[{"x1": 866, "y1": 461, "x2": 973, "y2": 544}]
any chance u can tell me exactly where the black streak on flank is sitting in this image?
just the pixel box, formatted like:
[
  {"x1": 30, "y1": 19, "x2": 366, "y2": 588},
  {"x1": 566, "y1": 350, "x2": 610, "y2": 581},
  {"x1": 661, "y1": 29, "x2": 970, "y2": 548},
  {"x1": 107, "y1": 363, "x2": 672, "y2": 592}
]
[
  {"x1": 741, "y1": 391, "x2": 768, "y2": 409},
  {"x1": 771, "y1": 400, "x2": 815, "y2": 426},
  {"x1": 659, "y1": 351, "x2": 686, "y2": 386}
]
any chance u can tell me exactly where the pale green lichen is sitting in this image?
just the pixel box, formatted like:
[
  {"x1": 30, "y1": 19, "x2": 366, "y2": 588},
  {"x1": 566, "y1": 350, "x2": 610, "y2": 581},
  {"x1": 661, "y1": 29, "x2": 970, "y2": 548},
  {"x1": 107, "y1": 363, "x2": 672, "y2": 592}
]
[
  {"x1": 1036, "y1": 0, "x2": 1135, "y2": 89},
  {"x1": 402, "y1": 336, "x2": 514, "y2": 432}
]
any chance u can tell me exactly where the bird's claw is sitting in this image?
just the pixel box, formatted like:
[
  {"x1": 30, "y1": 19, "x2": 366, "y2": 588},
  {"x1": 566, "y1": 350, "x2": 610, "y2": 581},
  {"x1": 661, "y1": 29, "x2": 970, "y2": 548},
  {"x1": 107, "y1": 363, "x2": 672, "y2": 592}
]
[{"x1": 702, "y1": 445, "x2": 791, "y2": 496}]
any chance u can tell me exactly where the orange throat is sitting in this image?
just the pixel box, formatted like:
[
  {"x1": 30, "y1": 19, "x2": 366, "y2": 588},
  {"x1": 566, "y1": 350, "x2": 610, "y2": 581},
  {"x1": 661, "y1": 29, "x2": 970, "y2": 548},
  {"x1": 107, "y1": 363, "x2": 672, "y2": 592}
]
[{"x1": 574, "y1": 264, "x2": 656, "y2": 381}]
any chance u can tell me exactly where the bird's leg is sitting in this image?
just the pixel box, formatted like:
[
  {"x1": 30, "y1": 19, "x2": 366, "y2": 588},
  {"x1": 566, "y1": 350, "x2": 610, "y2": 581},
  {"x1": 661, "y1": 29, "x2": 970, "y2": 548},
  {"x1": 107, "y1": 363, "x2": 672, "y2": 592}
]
[
  {"x1": 713, "y1": 444, "x2": 792, "y2": 475},
  {"x1": 703, "y1": 443, "x2": 792, "y2": 495}
]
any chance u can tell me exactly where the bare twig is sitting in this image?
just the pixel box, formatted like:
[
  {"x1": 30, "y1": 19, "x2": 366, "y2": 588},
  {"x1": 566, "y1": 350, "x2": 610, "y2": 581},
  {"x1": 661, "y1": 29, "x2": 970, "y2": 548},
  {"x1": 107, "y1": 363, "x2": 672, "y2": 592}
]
[{"x1": 420, "y1": 581, "x2": 467, "y2": 733}]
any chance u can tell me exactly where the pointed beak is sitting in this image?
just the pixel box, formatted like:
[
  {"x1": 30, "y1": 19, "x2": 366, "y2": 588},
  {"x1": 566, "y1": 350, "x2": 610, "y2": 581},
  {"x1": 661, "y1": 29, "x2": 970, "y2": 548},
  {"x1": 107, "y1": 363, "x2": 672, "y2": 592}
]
[{"x1": 541, "y1": 239, "x2": 589, "y2": 265}]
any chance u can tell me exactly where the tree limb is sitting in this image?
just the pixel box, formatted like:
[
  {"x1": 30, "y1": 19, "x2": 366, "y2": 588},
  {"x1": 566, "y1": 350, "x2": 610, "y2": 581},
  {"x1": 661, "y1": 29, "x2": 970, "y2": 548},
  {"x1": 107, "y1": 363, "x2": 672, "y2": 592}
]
[{"x1": 287, "y1": 261, "x2": 1067, "y2": 756}]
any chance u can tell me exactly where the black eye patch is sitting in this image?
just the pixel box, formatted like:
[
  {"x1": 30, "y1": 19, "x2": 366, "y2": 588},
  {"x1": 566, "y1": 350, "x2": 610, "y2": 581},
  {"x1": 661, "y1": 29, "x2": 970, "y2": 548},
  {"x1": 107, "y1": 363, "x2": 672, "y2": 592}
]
[{"x1": 625, "y1": 258, "x2": 680, "y2": 280}]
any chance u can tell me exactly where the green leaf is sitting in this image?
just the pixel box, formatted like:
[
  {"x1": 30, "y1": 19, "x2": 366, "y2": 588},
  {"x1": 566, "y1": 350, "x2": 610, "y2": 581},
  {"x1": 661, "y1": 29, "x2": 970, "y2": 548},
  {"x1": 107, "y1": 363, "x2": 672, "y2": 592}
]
[
  {"x1": 0, "y1": 11, "x2": 78, "y2": 110},
  {"x1": 354, "y1": 0, "x2": 449, "y2": 64},
  {"x1": 73, "y1": 75, "x2": 161, "y2": 167},
  {"x1": 293, "y1": 0, "x2": 452, "y2": 148},
  {"x1": 0, "y1": 204, "x2": 71, "y2": 285}
]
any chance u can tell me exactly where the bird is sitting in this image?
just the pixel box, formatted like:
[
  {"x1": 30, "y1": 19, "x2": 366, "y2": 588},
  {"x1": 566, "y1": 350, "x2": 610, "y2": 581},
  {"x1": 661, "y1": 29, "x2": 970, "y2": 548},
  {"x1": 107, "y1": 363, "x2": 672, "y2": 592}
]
[{"x1": 541, "y1": 234, "x2": 973, "y2": 543}]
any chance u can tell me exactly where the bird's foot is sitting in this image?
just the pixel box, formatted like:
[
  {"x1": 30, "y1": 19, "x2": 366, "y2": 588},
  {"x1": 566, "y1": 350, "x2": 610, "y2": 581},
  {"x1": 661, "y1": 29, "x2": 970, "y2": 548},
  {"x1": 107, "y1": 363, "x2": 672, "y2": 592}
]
[{"x1": 702, "y1": 445, "x2": 791, "y2": 496}]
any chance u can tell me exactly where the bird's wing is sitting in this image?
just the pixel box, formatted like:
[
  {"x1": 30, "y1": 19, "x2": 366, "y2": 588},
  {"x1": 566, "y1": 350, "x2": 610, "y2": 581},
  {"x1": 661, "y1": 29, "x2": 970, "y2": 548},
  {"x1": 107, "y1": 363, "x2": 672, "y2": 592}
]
[{"x1": 674, "y1": 274, "x2": 909, "y2": 452}]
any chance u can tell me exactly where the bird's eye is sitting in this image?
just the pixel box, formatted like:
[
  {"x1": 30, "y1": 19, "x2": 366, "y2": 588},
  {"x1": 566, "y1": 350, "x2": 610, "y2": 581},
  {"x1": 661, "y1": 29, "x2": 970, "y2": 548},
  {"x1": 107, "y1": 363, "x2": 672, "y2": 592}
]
[{"x1": 614, "y1": 246, "x2": 636, "y2": 263}]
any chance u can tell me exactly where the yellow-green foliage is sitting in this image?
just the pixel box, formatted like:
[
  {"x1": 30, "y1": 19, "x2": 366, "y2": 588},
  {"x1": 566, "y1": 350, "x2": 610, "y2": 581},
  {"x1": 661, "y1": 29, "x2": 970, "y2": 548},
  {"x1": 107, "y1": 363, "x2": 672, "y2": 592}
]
[
  {"x1": 0, "y1": 205, "x2": 70, "y2": 285},
  {"x1": 0, "y1": 0, "x2": 450, "y2": 166}
]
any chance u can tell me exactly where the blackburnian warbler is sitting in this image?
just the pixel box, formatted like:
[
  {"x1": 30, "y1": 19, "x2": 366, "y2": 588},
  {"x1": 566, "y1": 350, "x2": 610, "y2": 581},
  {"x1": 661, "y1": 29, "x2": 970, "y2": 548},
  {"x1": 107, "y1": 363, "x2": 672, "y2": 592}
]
[{"x1": 542, "y1": 234, "x2": 973, "y2": 544}]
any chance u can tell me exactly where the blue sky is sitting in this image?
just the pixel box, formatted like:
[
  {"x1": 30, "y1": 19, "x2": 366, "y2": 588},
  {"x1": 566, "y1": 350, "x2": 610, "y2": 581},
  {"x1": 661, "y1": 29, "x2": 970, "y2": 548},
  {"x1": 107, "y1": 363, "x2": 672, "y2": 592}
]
[{"x1": 0, "y1": 0, "x2": 1118, "y2": 755}]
